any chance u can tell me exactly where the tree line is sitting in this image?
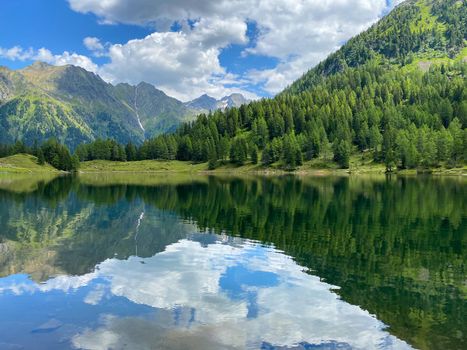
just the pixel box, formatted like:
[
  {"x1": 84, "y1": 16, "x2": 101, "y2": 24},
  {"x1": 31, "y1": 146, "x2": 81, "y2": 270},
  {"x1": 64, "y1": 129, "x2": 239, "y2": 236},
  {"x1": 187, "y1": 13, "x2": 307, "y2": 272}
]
[{"x1": 0, "y1": 139, "x2": 79, "y2": 171}]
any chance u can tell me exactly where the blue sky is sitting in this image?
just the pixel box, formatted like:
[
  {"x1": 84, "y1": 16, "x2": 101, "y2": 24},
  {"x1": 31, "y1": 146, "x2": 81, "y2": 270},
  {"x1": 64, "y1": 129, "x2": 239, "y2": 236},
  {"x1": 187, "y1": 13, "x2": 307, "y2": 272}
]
[{"x1": 0, "y1": 0, "x2": 403, "y2": 101}]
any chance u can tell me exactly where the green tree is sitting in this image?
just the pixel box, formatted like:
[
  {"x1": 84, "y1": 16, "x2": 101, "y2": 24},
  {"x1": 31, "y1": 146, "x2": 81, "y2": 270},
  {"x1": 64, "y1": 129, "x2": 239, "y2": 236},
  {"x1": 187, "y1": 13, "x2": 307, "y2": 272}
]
[
  {"x1": 282, "y1": 133, "x2": 302, "y2": 170},
  {"x1": 250, "y1": 145, "x2": 259, "y2": 164},
  {"x1": 125, "y1": 142, "x2": 137, "y2": 161},
  {"x1": 382, "y1": 128, "x2": 397, "y2": 172},
  {"x1": 37, "y1": 149, "x2": 45, "y2": 165},
  {"x1": 230, "y1": 138, "x2": 248, "y2": 164},
  {"x1": 333, "y1": 139, "x2": 351, "y2": 169}
]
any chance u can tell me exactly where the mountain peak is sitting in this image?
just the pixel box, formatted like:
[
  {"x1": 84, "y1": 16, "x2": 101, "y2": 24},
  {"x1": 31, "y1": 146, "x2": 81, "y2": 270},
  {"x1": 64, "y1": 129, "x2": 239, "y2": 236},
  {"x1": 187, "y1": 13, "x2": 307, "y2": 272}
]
[
  {"x1": 29, "y1": 61, "x2": 52, "y2": 69},
  {"x1": 185, "y1": 93, "x2": 248, "y2": 112}
]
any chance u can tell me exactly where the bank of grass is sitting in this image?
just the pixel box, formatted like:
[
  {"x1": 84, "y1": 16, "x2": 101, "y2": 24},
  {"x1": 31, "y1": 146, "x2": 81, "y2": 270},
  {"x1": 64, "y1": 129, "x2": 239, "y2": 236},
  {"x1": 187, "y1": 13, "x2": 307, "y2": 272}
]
[
  {"x1": 1, "y1": 154, "x2": 463, "y2": 177},
  {"x1": 398, "y1": 166, "x2": 467, "y2": 176},
  {"x1": 79, "y1": 155, "x2": 387, "y2": 176},
  {"x1": 0, "y1": 154, "x2": 60, "y2": 174},
  {"x1": 80, "y1": 159, "x2": 207, "y2": 173},
  {"x1": 79, "y1": 154, "x2": 466, "y2": 176}
]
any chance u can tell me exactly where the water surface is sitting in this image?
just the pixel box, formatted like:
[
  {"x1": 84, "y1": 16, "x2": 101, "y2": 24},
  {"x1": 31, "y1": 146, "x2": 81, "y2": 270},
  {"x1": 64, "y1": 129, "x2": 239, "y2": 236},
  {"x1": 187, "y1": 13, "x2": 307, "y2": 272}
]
[{"x1": 0, "y1": 175, "x2": 465, "y2": 350}]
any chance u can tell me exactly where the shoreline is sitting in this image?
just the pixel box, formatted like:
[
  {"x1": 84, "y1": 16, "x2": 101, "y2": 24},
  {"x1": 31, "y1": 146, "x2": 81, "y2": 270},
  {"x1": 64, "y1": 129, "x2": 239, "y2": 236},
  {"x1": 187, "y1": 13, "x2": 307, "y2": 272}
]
[{"x1": 0, "y1": 155, "x2": 465, "y2": 177}]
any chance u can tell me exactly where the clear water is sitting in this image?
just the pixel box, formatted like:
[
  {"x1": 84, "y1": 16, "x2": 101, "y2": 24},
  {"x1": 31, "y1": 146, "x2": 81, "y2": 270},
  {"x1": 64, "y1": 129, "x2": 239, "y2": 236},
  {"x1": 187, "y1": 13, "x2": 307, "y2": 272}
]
[{"x1": 0, "y1": 175, "x2": 465, "y2": 350}]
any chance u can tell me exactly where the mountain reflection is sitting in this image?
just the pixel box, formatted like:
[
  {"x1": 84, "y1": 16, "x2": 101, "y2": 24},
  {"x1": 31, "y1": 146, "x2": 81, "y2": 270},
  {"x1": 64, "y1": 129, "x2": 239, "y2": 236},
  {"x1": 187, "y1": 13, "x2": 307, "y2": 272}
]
[{"x1": 0, "y1": 175, "x2": 465, "y2": 350}]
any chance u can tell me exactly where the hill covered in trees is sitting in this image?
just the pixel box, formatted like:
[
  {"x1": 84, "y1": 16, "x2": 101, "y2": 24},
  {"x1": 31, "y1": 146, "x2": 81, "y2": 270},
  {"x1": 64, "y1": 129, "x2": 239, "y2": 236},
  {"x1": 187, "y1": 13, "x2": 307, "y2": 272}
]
[{"x1": 124, "y1": 0, "x2": 466, "y2": 171}]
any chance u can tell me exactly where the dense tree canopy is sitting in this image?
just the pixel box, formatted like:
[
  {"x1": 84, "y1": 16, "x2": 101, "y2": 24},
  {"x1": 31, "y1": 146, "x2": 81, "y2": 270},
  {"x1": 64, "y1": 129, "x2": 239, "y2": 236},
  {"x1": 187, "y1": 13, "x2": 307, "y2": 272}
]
[{"x1": 80, "y1": 0, "x2": 465, "y2": 171}]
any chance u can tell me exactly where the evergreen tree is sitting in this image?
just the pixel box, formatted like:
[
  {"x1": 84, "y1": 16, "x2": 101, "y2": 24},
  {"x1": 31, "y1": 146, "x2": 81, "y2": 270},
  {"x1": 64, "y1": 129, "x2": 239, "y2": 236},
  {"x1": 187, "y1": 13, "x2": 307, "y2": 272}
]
[
  {"x1": 333, "y1": 139, "x2": 351, "y2": 169},
  {"x1": 37, "y1": 149, "x2": 45, "y2": 165},
  {"x1": 250, "y1": 145, "x2": 259, "y2": 164},
  {"x1": 382, "y1": 128, "x2": 397, "y2": 172},
  {"x1": 125, "y1": 142, "x2": 137, "y2": 161}
]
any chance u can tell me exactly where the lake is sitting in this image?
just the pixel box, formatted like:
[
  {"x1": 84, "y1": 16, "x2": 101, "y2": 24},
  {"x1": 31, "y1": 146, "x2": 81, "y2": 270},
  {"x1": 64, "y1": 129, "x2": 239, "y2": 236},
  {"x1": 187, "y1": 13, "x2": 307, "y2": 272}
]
[{"x1": 0, "y1": 175, "x2": 465, "y2": 350}]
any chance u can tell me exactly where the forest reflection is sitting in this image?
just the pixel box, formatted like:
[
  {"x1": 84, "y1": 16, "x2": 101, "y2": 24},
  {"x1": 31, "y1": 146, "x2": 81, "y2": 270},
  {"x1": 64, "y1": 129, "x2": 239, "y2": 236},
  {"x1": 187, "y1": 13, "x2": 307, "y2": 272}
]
[{"x1": 0, "y1": 174, "x2": 465, "y2": 350}]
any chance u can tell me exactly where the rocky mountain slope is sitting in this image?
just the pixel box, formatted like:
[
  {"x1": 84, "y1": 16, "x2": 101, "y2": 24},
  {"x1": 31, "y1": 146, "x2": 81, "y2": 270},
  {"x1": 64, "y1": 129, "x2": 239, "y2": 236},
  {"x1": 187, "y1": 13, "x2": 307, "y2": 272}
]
[{"x1": 185, "y1": 93, "x2": 249, "y2": 112}]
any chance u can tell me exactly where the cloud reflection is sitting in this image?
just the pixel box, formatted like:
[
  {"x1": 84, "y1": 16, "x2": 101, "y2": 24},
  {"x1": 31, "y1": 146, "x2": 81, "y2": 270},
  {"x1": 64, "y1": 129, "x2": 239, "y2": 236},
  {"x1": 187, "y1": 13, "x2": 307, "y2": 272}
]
[{"x1": 0, "y1": 235, "x2": 412, "y2": 349}]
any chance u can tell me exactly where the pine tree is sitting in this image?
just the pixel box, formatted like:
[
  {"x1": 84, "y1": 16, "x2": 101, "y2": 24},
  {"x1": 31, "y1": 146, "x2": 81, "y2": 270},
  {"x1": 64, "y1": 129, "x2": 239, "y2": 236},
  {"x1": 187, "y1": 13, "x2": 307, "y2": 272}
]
[
  {"x1": 333, "y1": 139, "x2": 351, "y2": 169},
  {"x1": 37, "y1": 149, "x2": 45, "y2": 165},
  {"x1": 382, "y1": 128, "x2": 397, "y2": 172},
  {"x1": 125, "y1": 142, "x2": 137, "y2": 161},
  {"x1": 250, "y1": 145, "x2": 259, "y2": 164},
  {"x1": 71, "y1": 155, "x2": 80, "y2": 171}
]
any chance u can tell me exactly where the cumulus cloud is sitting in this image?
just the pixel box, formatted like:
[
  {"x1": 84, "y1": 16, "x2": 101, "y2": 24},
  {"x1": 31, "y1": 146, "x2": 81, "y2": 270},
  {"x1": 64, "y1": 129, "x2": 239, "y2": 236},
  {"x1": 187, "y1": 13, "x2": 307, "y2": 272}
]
[
  {"x1": 0, "y1": 46, "x2": 35, "y2": 61},
  {"x1": 83, "y1": 36, "x2": 106, "y2": 57},
  {"x1": 0, "y1": 46, "x2": 98, "y2": 73},
  {"x1": 97, "y1": 18, "x2": 251, "y2": 100}
]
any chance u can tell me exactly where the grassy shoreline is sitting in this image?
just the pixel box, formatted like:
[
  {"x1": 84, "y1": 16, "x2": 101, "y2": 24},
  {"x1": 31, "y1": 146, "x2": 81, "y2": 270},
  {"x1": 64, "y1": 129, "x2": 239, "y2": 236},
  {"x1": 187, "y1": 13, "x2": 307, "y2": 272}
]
[
  {"x1": 78, "y1": 156, "x2": 467, "y2": 176},
  {"x1": 0, "y1": 154, "x2": 61, "y2": 174},
  {"x1": 1, "y1": 154, "x2": 465, "y2": 177}
]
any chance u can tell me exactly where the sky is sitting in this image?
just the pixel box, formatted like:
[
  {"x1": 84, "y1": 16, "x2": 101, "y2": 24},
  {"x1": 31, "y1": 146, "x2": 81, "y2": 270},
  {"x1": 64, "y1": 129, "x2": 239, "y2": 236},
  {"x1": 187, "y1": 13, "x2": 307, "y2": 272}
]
[{"x1": 0, "y1": 0, "x2": 404, "y2": 101}]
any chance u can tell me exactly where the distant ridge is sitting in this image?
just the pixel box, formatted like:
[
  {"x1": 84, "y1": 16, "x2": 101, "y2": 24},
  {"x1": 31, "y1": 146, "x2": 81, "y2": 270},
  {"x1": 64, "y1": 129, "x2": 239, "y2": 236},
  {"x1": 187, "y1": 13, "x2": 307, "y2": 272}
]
[{"x1": 185, "y1": 93, "x2": 249, "y2": 112}]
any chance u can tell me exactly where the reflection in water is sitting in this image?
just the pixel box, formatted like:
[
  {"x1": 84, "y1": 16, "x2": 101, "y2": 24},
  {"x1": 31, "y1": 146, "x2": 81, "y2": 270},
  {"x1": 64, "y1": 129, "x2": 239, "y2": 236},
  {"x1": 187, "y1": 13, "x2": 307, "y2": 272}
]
[
  {"x1": 0, "y1": 235, "x2": 411, "y2": 350},
  {"x1": 0, "y1": 175, "x2": 465, "y2": 350}
]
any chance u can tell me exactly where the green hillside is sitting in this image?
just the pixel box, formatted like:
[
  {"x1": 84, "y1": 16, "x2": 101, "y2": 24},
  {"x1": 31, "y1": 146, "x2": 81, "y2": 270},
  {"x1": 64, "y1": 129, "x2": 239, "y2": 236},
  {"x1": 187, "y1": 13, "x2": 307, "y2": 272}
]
[
  {"x1": 0, "y1": 154, "x2": 60, "y2": 173},
  {"x1": 0, "y1": 62, "x2": 193, "y2": 148},
  {"x1": 286, "y1": 0, "x2": 466, "y2": 94},
  {"x1": 140, "y1": 0, "x2": 466, "y2": 172},
  {"x1": 114, "y1": 82, "x2": 194, "y2": 137}
]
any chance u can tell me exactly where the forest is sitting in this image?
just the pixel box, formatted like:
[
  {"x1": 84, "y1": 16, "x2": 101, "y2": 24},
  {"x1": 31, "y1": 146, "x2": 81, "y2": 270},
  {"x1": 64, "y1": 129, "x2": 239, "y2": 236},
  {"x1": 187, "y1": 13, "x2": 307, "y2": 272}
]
[
  {"x1": 1, "y1": 62, "x2": 465, "y2": 172},
  {"x1": 0, "y1": 139, "x2": 79, "y2": 171}
]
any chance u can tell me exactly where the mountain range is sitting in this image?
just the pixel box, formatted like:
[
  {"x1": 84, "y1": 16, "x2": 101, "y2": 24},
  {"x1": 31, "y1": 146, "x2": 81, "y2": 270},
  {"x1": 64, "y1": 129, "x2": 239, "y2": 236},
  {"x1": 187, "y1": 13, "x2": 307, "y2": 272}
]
[
  {"x1": 184, "y1": 93, "x2": 249, "y2": 112},
  {"x1": 0, "y1": 62, "x2": 248, "y2": 148}
]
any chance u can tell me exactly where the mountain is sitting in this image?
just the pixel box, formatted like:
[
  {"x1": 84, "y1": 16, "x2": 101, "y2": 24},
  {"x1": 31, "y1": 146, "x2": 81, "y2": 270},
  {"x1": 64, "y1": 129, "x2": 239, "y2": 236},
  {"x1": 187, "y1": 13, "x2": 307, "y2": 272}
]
[
  {"x1": 113, "y1": 82, "x2": 192, "y2": 136},
  {"x1": 0, "y1": 61, "x2": 250, "y2": 149},
  {"x1": 0, "y1": 62, "x2": 194, "y2": 148},
  {"x1": 184, "y1": 94, "x2": 218, "y2": 111},
  {"x1": 185, "y1": 93, "x2": 249, "y2": 112},
  {"x1": 147, "y1": 0, "x2": 466, "y2": 170}
]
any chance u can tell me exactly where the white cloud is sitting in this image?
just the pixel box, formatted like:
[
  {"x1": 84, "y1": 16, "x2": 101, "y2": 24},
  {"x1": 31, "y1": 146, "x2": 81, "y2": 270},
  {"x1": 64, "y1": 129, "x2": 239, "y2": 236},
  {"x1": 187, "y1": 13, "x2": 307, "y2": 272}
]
[
  {"x1": 0, "y1": 46, "x2": 34, "y2": 61},
  {"x1": 96, "y1": 17, "x2": 252, "y2": 100},
  {"x1": 1, "y1": 1, "x2": 403, "y2": 99},
  {"x1": 0, "y1": 46, "x2": 98, "y2": 73},
  {"x1": 83, "y1": 37, "x2": 103, "y2": 51},
  {"x1": 67, "y1": 0, "x2": 400, "y2": 95},
  {"x1": 83, "y1": 37, "x2": 106, "y2": 57}
]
